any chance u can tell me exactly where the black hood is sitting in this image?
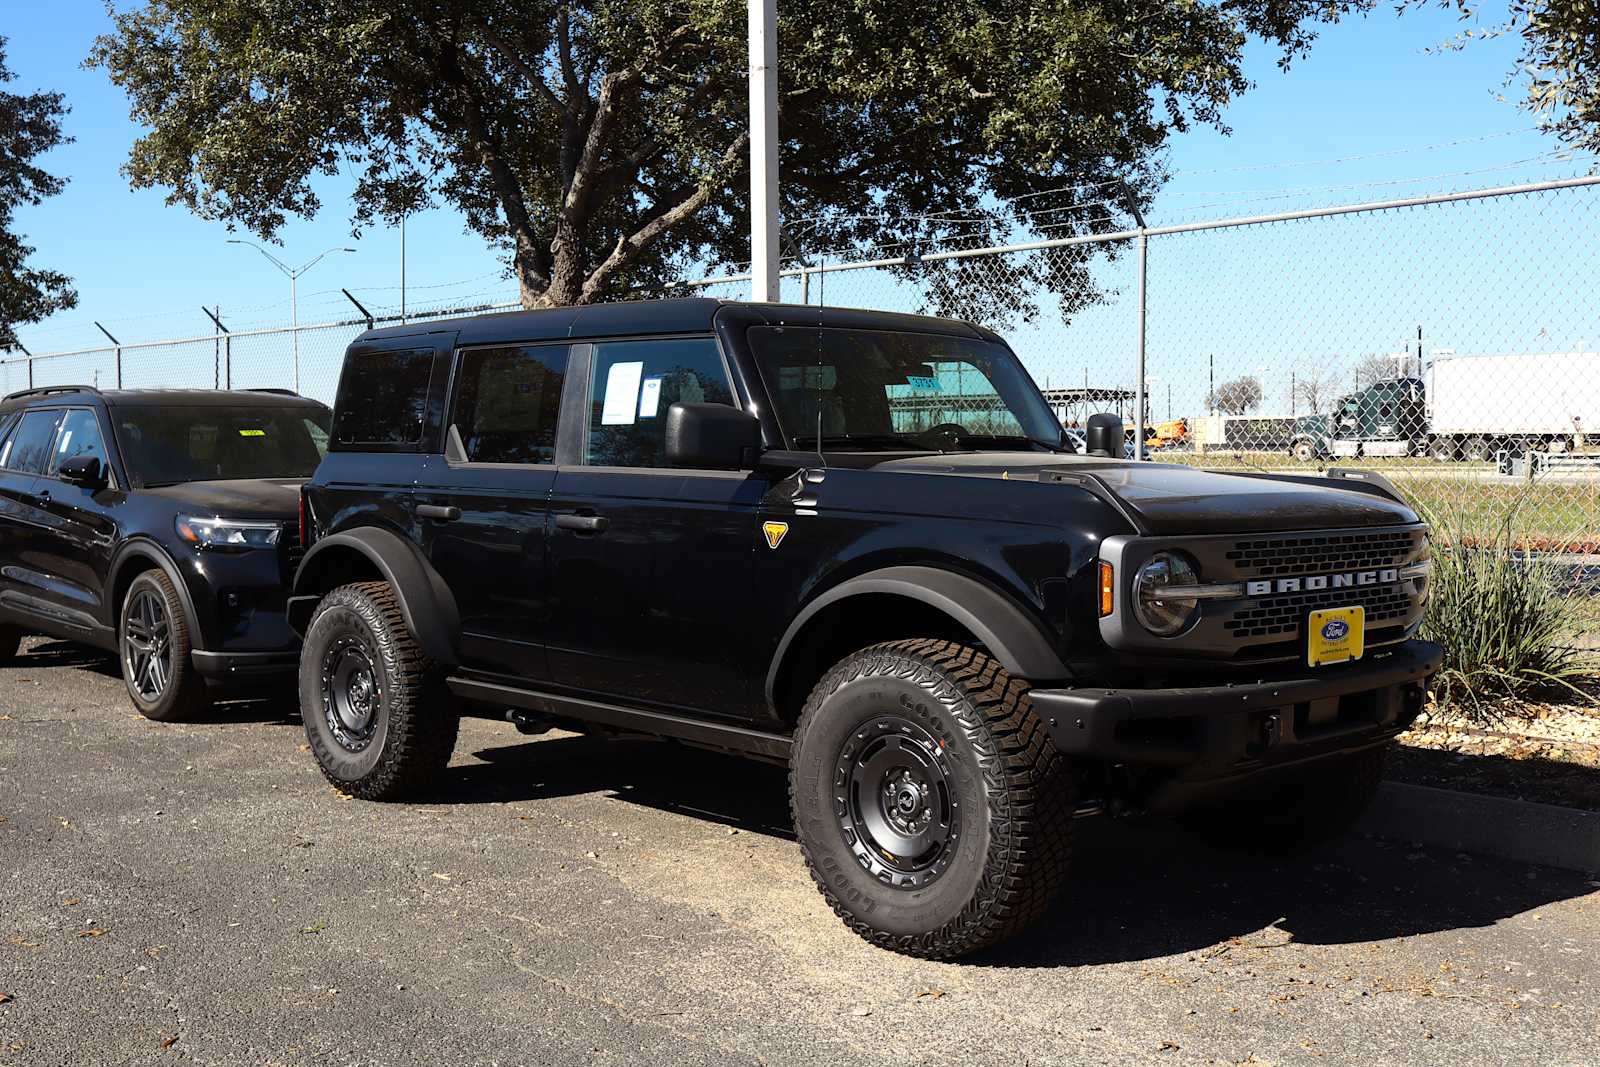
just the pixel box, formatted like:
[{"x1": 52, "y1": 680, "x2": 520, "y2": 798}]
[
  {"x1": 832, "y1": 452, "x2": 1418, "y2": 534},
  {"x1": 140, "y1": 478, "x2": 303, "y2": 520}
]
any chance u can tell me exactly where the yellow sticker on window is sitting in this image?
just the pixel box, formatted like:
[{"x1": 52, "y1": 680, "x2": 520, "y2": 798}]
[{"x1": 238, "y1": 429, "x2": 266, "y2": 437}]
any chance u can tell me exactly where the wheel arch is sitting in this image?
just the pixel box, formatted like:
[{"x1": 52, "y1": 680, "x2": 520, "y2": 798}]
[
  {"x1": 108, "y1": 540, "x2": 207, "y2": 650},
  {"x1": 765, "y1": 565, "x2": 1070, "y2": 724},
  {"x1": 289, "y1": 528, "x2": 460, "y2": 665}
]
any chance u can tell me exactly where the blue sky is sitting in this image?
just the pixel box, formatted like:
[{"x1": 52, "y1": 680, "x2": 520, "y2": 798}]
[{"x1": 3, "y1": 0, "x2": 1596, "y2": 412}]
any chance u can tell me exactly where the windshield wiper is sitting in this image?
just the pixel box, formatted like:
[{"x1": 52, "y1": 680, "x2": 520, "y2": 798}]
[{"x1": 791, "y1": 433, "x2": 934, "y2": 451}]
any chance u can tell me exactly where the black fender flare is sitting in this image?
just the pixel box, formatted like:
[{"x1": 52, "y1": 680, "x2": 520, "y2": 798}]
[
  {"x1": 108, "y1": 539, "x2": 208, "y2": 650},
  {"x1": 764, "y1": 565, "x2": 1070, "y2": 705},
  {"x1": 289, "y1": 527, "x2": 460, "y2": 665}
]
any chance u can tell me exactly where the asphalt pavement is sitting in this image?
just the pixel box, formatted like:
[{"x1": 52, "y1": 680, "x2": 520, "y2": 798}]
[{"x1": 2, "y1": 636, "x2": 1597, "y2": 1067}]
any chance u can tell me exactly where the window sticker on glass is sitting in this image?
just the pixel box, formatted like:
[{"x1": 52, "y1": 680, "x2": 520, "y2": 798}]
[
  {"x1": 638, "y1": 375, "x2": 663, "y2": 419},
  {"x1": 601, "y1": 361, "x2": 644, "y2": 425},
  {"x1": 905, "y1": 374, "x2": 942, "y2": 391}
]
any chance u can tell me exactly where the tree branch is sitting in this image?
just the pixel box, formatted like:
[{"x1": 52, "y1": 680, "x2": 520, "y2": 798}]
[
  {"x1": 472, "y1": 21, "x2": 562, "y2": 113},
  {"x1": 579, "y1": 132, "x2": 749, "y2": 302}
]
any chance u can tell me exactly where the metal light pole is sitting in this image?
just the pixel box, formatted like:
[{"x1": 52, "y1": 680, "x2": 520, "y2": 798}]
[
  {"x1": 1125, "y1": 197, "x2": 1149, "y2": 461},
  {"x1": 748, "y1": 0, "x2": 780, "y2": 302},
  {"x1": 227, "y1": 240, "x2": 355, "y2": 392}
]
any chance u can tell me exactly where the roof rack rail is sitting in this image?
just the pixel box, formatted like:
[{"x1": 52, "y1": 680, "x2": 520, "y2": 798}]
[
  {"x1": 3, "y1": 385, "x2": 103, "y2": 402},
  {"x1": 246, "y1": 387, "x2": 299, "y2": 396}
]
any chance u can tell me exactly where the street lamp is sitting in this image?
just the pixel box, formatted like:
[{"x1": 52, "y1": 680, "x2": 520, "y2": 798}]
[{"x1": 227, "y1": 240, "x2": 356, "y2": 392}]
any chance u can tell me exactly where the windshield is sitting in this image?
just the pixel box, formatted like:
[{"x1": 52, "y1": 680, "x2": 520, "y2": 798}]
[
  {"x1": 749, "y1": 326, "x2": 1062, "y2": 451},
  {"x1": 114, "y1": 405, "x2": 332, "y2": 487}
]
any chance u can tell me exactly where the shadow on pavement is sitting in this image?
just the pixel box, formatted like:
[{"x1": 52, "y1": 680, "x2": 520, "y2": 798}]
[
  {"x1": 448, "y1": 732, "x2": 1596, "y2": 967},
  {"x1": 16, "y1": 639, "x2": 121, "y2": 680}
]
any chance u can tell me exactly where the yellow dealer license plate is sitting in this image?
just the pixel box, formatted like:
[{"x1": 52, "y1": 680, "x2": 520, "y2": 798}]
[{"x1": 1307, "y1": 606, "x2": 1365, "y2": 667}]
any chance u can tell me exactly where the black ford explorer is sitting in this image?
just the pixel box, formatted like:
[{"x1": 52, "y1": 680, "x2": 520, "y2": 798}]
[
  {"x1": 288, "y1": 299, "x2": 1440, "y2": 959},
  {"x1": 0, "y1": 386, "x2": 330, "y2": 720}
]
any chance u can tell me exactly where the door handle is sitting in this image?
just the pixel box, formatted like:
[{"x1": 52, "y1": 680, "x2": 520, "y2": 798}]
[
  {"x1": 415, "y1": 504, "x2": 461, "y2": 521},
  {"x1": 555, "y1": 512, "x2": 609, "y2": 533},
  {"x1": 33, "y1": 489, "x2": 50, "y2": 504}
]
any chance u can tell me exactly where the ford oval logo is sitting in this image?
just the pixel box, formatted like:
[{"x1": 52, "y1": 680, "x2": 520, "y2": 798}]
[{"x1": 1321, "y1": 619, "x2": 1349, "y2": 641}]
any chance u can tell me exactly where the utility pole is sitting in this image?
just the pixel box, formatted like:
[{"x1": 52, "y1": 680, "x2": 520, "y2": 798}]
[
  {"x1": 748, "y1": 0, "x2": 780, "y2": 302},
  {"x1": 227, "y1": 241, "x2": 355, "y2": 392}
]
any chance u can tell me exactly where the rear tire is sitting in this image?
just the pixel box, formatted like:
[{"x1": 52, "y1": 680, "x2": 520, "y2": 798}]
[
  {"x1": 1182, "y1": 746, "x2": 1386, "y2": 855},
  {"x1": 1461, "y1": 436, "x2": 1493, "y2": 463},
  {"x1": 789, "y1": 639, "x2": 1074, "y2": 959},
  {"x1": 299, "y1": 581, "x2": 458, "y2": 800},
  {"x1": 1428, "y1": 438, "x2": 1458, "y2": 462},
  {"x1": 120, "y1": 570, "x2": 209, "y2": 722},
  {"x1": 0, "y1": 625, "x2": 22, "y2": 664}
]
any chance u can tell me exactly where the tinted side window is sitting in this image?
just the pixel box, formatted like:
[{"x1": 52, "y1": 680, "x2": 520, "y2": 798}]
[
  {"x1": 585, "y1": 338, "x2": 732, "y2": 468},
  {"x1": 49, "y1": 409, "x2": 107, "y2": 475},
  {"x1": 1, "y1": 410, "x2": 62, "y2": 475},
  {"x1": 331, "y1": 348, "x2": 435, "y2": 446},
  {"x1": 450, "y1": 344, "x2": 569, "y2": 464}
]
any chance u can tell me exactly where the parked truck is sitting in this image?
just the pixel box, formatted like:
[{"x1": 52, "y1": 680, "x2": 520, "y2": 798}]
[{"x1": 1289, "y1": 352, "x2": 1600, "y2": 462}]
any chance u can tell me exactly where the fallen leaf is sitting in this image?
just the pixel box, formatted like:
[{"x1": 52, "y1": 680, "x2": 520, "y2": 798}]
[
  {"x1": 849, "y1": 1007, "x2": 872, "y2": 1017},
  {"x1": 62, "y1": 899, "x2": 80, "y2": 907},
  {"x1": 914, "y1": 988, "x2": 946, "y2": 1000},
  {"x1": 1159, "y1": 1040, "x2": 1180, "y2": 1052},
  {"x1": 7, "y1": 935, "x2": 38, "y2": 948},
  {"x1": 78, "y1": 928, "x2": 108, "y2": 938},
  {"x1": 0, "y1": 991, "x2": 11, "y2": 1004},
  {"x1": 302, "y1": 921, "x2": 326, "y2": 934},
  {"x1": 432, "y1": 873, "x2": 452, "y2": 882},
  {"x1": 160, "y1": 1035, "x2": 178, "y2": 1049}
]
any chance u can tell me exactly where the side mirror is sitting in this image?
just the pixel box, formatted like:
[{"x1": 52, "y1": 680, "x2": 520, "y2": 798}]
[
  {"x1": 1085, "y1": 413, "x2": 1123, "y2": 458},
  {"x1": 664, "y1": 403, "x2": 762, "y2": 470},
  {"x1": 58, "y1": 454, "x2": 104, "y2": 488}
]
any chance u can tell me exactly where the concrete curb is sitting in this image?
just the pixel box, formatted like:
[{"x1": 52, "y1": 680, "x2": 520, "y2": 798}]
[{"x1": 1360, "y1": 781, "x2": 1600, "y2": 874}]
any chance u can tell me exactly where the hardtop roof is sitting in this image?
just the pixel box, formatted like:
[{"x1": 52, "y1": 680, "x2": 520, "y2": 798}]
[
  {"x1": 350, "y1": 297, "x2": 996, "y2": 349},
  {"x1": 0, "y1": 387, "x2": 329, "y2": 413}
]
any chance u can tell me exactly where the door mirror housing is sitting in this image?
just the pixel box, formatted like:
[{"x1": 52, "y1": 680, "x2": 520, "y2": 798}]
[
  {"x1": 58, "y1": 454, "x2": 105, "y2": 488},
  {"x1": 1085, "y1": 413, "x2": 1124, "y2": 458},
  {"x1": 664, "y1": 403, "x2": 762, "y2": 470}
]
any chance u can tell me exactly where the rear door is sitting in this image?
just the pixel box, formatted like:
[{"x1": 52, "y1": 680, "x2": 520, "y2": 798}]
[
  {"x1": 413, "y1": 339, "x2": 576, "y2": 681},
  {"x1": 544, "y1": 336, "x2": 767, "y2": 718}
]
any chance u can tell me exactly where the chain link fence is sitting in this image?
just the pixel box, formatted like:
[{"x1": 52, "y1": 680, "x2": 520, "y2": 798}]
[{"x1": 10, "y1": 175, "x2": 1600, "y2": 553}]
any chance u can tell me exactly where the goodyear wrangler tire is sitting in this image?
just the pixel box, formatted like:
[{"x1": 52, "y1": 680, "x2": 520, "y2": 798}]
[
  {"x1": 789, "y1": 640, "x2": 1074, "y2": 959},
  {"x1": 299, "y1": 581, "x2": 458, "y2": 801}
]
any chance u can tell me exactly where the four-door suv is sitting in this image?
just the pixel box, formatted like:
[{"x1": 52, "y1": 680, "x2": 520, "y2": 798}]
[
  {"x1": 0, "y1": 386, "x2": 330, "y2": 720},
  {"x1": 289, "y1": 299, "x2": 1439, "y2": 959}
]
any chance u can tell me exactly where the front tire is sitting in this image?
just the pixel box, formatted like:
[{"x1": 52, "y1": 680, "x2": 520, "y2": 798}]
[
  {"x1": 1290, "y1": 439, "x2": 1318, "y2": 463},
  {"x1": 789, "y1": 639, "x2": 1074, "y2": 959},
  {"x1": 299, "y1": 581, "x2": 458, "y2": 800},
  {"x1": 120, "y1": 570, "x2": 209, "y2": 722}
]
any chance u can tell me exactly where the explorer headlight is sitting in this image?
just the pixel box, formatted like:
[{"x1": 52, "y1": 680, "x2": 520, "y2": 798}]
[
  {"x1": 1133, "y1": 551, "x2": 1201, "y2": 636},
  {"x1": 175, "y1": 514, "x2": 283, "y2": 551}
]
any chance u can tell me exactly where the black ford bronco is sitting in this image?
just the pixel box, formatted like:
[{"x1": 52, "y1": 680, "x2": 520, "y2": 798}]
[{"x1": 289, "y1": 299, "x2": 1439, "y2": 959}]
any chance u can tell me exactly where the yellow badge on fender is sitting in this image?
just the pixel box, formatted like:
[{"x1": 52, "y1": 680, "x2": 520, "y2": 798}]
[{"x1": 762, "y1": 521, "x2": 789, "y2": 549}]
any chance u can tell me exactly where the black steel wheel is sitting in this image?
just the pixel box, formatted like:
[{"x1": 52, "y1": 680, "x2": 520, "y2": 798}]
[
  {"x1": 119, "y1": 569, "x2": 208, "y2": 722},
  {"x1": 299, "y1": 581, "x2": 457, "y2": 800},
  {"x1": 790, "y1": 639, "x2": 1074, "y2": 959},
  {"x1": 835, "y1": 715, "x2": 960, "y2": 889}
]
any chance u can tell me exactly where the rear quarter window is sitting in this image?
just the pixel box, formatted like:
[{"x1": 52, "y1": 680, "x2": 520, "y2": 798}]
[{"x1": 331, "y1": 347, "x2": 436, "y2": 448}]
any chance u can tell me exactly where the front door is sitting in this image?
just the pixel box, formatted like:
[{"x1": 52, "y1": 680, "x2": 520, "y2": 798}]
[
  {"x1": 0, "y1": 408, "x2": 75, "y2": 632},
  {"x1": 545, "y1": 336, "x2": 766, "y2": 719},
  {"x1": 414, "y1": 340, "x2": 575, "y2": 682},
  {"x1": 25, "y1": 407, "x2": 123, "y2": 643}
]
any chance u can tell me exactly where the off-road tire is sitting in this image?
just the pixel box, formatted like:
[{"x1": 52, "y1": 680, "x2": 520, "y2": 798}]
[
  {"x1": 789, "y1": 639, "x2": 1074, "y2": 959},
  {"x1": 299, "y1": 581, "x2": 458, "y2": 801},
  {"x1": 1183, "y1": 745, "x2": 1387, "y2": 855},
  {"x1": 119, "y1": 570, "x2": 210, "y2": 722},
  {"x1": 0, "y1": 625, "x2": 22, "y2": 664}
]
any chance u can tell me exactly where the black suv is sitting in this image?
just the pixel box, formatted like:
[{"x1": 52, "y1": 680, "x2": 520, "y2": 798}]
[
  {"x1": 291, "y1": 299, "x2": 1439, "y2": 959},
  {"x1": 0, "y1": 386, "x2": 330, "y2": 720}
]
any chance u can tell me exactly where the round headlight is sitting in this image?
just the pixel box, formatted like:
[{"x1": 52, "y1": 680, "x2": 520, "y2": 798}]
[{"x1": 1133, "y1": 551, "x2": 1201, "y2": 636}]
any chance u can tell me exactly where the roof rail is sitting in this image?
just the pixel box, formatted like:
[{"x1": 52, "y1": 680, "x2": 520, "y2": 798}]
[
  {"x1": 3, "y1": 385, "x2": 103, "y2": 402},
  {"x1": 246, "y1": 387, "x2": 299, "y2": 396}
]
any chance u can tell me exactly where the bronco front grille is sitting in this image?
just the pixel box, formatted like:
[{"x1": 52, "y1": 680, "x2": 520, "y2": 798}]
[
  {"x1": 1223, "y1": 583, "x2": 1413, "y2": 640},
  {"x1": 1224, "y1": 529, "x2": 1421, "y2": 580}
]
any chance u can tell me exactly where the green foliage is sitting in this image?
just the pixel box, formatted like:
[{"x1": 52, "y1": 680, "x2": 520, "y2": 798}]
[
  {"x1": 0, "y1": 37, "x2": 77, "y2": 350},
  {"x1": 1416, "y1": 500, "x2": 1595, "y2": 720},
  {"x1": 89, "y1": 0, "x2": 1371, "y2": 313}
]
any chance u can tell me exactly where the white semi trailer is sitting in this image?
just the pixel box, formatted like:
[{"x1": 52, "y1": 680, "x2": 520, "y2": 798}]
[{"x1": 1426, "y1": 352, "x2": 1600, "y2": 461}]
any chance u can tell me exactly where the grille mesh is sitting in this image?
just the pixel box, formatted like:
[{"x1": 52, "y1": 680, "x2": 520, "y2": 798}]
[
  {"x1": 1223, "y1": 584, "x2": 1413, "y2": 639},
  {"x1": 1225, "y1": 529, "x2": 1420, "y2": 579}
]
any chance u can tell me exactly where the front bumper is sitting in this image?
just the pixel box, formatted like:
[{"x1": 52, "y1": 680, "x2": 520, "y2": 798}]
[{"x1": 1032, "y1": 639, "x2": 1440, "y2": 781}]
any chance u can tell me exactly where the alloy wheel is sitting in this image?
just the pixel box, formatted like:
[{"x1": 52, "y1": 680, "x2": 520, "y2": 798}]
[{"x1": 123, "y1": 589, "x2": 173, "y2": 701}]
